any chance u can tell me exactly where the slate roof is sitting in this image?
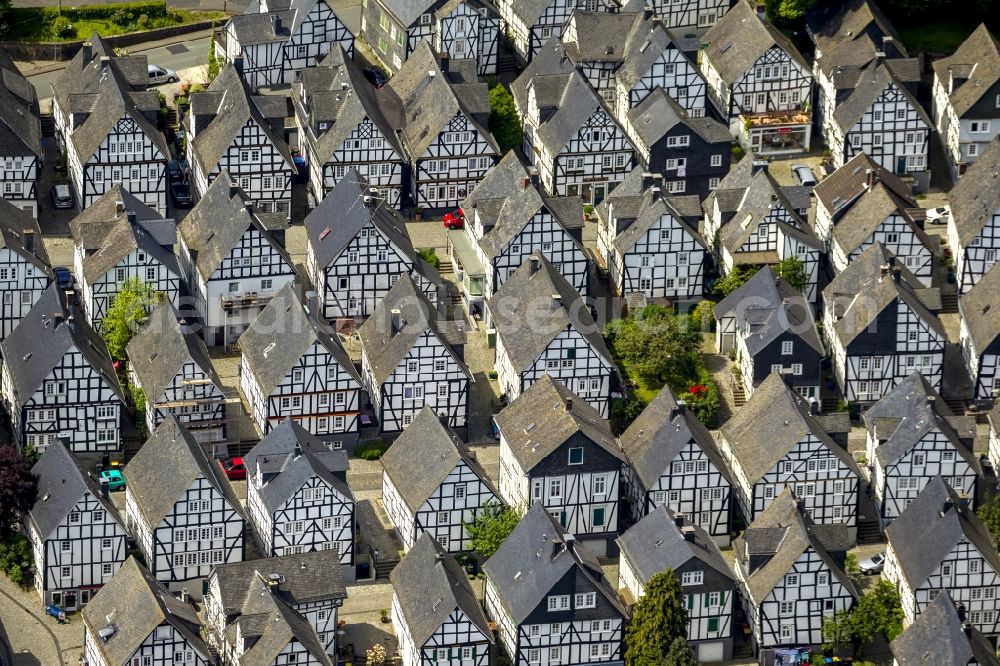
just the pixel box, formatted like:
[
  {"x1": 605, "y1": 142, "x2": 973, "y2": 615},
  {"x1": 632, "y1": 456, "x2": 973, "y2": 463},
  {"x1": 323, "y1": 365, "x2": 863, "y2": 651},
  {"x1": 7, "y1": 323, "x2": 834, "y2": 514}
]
[
  {"x1": 830, "y1": 183, "x2": 933, "y2": 264},
  {"x1": 390, "y1": 533, "x2": 493, "y2": 647},
  {"x1": 482, "y1": 502, "x2": 626, "y2": 624},
  {"x1": 510, "y1": 38, "x2": 576, "y2": 114},
  {"x1": 228, "y1": 9, "x2": 295, "y2": 45},
  {"x1": 701, "y1": 0, "x2": 809, "y2": 83},
  {"x1": 702, "y1": 152, "x2": 759, "y2": 220},
  {"x1": 381, "y1": 405, "x2": 497, "y2": 512},
  {"x1": 127, "y1": 302, "x2": 223, "y2": 404},
  {"x1": 813, "y1": 152, "x2": 914, "y2": 217},
  {"x1": 81, "y1": 557, "x2": 207, "y2": 666},
  {"x1": 611, "y1": 187, "x2": 707, "y2": 256},
  {"x1": 124, "y1": 416, "x2": 243, "y2": 527},
  {"x1": 616, "y1": 505, "x2": 735, "y2": 586},
  {"x1": 235, "y1": 590, "x2": 333, "y2": 666},
  {"x1": 932, "y1": 24, "x2": 1000, "y2": 118},
  {"x1": 239, "y1": 284, "x2": 361, "y2": 398},
  {"x1": 615, "y1": 14, "x2": 681, "y2": 92},
  {"x1": 886, "y1": 476, "x2": 1000, "y2": 589},
  {"x1": 0, "y1": 198, "x2": 51, "y2": 277},
  {"x1": 211, "y1": 547, "x2": 346, "y2": 614},
  {"x1": 734, "y1": 489, "x2": 857, "y2": 604},
  {"x1": 243, "y1": 417, "x2": 347, "y2": 488},
  {"x1": 719, "y1": 170, "x2": 822, "y2": 256},
  {"x1": 833, "y1": 60, "x2": 932, "y2": 134},
  {"x1": 806, "y1": 0, "x2": 908, "y2": 78},
  {"x1": 619, "y1": 384, "x2": 731, "y2": 491},
  {"x1": 488, "y1": 252, "x2": 611, "y2": 374},
  {"x1": 357, "y1": 273, "x2": 470, "y2": 385},
  {"x1": 494, "y1": 374, "x2": 621, "y2": 472},
  {"x1": 959, "y1": 259, "x2": 1000, "y2": 353},
  {"x1": 561, "y1": 11, "x2": 639, "y2": 63},
  {"x1": 177, "y1": 172, "x2": 294, "y2": 281},
  {"x1": 626, "y1": 88, "x2": 733, "y2": 150},
  {"x1": 0, "y1": 284, "x2": 124, "y2": 410},
  {"x1": 714, "y1": 266, "x2": 824, "y2": 357},
  {"x1": 947, "y1": 135, "x2": 1000, "y2": 247},
  {"x1": 28, "y1": 441, "x2": 124, "y2": 539},
  {"x1": 0, "y1": 53, "x2": 40, "y2": 159},
  {"x1": 256, "y1": 445, "x2": 352, "y2": 514},
  {"x1": 720, "y1": 373, "x2": 860, "y2": 484},
  {"x1": 891, "y1": 591, "x2": 1000, "y2": 666},
  {"x1": 529, "y1": 68, "x2": 605, "y2": 156}
]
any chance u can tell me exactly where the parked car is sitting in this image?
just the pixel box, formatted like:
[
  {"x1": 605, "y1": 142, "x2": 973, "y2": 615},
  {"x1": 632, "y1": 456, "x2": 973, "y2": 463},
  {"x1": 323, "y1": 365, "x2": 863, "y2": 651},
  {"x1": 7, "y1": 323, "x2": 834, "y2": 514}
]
[
  {"x1": 858, "y1": 552, "x2": 885, "y2": 575},
  {"x1": 791, "y1": 164, "x2": 817, "y2": 186},
  {"x1": 363, "y1": 66, "x2": 388, "y2": 89},
  {"x1": 170, "y1": 181, "x2": 193, "y2": 207},
  {"x1": 926, "y1": 205, "x2": 950, "y2": 224},
  {"x1": 148, "y1": 64, "x2": 178, "y2": 85},
  {"x1": 219, "y1": 457, "x2": 247, "y2": 481},
  {"x1": 167, "y1": 159, "x2": 182, "y2": 181},
  {"x1": 51, "y1": 183, "x2": 73, "y2": 209},
  {"x1": 53, "y1": 266, "x2": 73, "y2": 289},
  {"x1": 443, "y1": 208, "x2": 465, "y2": 229},
  {"x1": 99, "y1": 469, "x2": 126, "y2": 491}
]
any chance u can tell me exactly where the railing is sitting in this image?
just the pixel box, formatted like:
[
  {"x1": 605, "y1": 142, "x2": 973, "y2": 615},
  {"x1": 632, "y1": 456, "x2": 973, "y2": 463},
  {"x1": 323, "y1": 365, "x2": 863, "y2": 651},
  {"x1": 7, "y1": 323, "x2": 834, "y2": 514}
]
[
  {"x1": 221, "y1": 293, "x2": 271, "y2": 311},
  {"x1": 740, "y1": 109, "x2": 811, "y2": 127}
]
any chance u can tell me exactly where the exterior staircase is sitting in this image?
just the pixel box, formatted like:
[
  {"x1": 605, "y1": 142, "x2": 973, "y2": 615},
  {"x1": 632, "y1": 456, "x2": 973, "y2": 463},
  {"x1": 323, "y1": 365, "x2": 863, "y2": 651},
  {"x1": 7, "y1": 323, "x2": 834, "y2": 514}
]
[
  {"x1": 940, "y1": 291, "x2": 959, "y2": 313},
  {"x1": 821, "y1": 395, "x2": 841, "y2": 413},
  {"x1": 944, "y1": 396, "x2": 967, "y2": 415},
  {"x1": 856, "y1": 519, "x2": 885, "y2": 545},
  {"x1": 731, "y1": 641, "x2": 754, "y2": 660},
  {"x1": 731, "y1": 381, "x2": 746, "y2": 408},
  {"x1": 497, "y1": 50, "x2": 520, "y2": 76},
  {"x1": 40, "y1": 113, "x2": 55, "y2": 137},
  {"x1": 374, "y1": 553, "x2": 400, "y2": 579}
]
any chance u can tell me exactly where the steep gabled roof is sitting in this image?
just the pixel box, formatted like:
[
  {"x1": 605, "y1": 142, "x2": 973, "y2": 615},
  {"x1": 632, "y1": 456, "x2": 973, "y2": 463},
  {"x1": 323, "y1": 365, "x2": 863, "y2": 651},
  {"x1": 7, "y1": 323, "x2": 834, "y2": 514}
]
[
  {"x1": 891, "y1": 591, "x2": 1000, "y2": 666},
  {"x1": 561, "y1": 11, "x2": 639, "y2": 63},
  {"x1": 29, "y1": 442, "x2": 124, "y2": 539},
  {"x1": 615, "y1": 14, "x2": 683, "y2": 92},
  {"x1": 532, "y1": 69, "x2": 606, "y2": 155},
  {"x1": 510, "y1": 37, "x2": 577, "y2": 115},
  {"x1": 254, "y1": 445, "x2": 352, "y2": 514},
  {"x1": 830, "y1": 182, "x2": 933, "y2": 262},
  {"x1": 391, "y1": 533, "x2": 494, "y2": 647},
  {"x1": 243, "y1": 417, "x2": 348, "y2": 487},
  {"x1": 806, "y1": 0, "x2": 908, "y2": 75},
  {"x1": 932, "y1": 24, "x2": 1000, "y2": 118},
  {"x1": 626, "y1": 88, "x2": 733, "y2": 150},
  {"x1": 813, "y1": 152, "x2": 915, "y2": 218},
  {"x1": 611, "y1": 186, "x2": 707, "y2": 255},
  {"x1": 0, "y1": 197, "x2": 51, "y2": 277},
  {"x1": 701, "y1": 0, "x2": 809, "y2": 83},
  {"x1": 0, "y1": 51, "x2": 40, "y2": 159},
  {"x1": 959, "y1": 260, "x2": 1000, "y2": 353},
  {"x1": 947, "y1": 135, "x2": 1000, "y2": 247},
  {"x1": 236, "y1": 590, "x2": 333, "y2": 666},
  {"x1": 833, "y1": 60, "x2": 931, "y2": 134},
  {"x1": 719, "y1": 170, "x2": 822, "y2": 256}
]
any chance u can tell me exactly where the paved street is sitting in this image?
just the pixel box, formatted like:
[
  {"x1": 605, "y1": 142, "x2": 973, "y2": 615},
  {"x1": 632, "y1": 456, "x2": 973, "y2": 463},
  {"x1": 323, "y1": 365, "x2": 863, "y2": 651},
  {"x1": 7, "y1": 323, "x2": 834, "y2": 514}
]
[{"x1": 0, "y1": 572, "x2": 82, "y2": 666}]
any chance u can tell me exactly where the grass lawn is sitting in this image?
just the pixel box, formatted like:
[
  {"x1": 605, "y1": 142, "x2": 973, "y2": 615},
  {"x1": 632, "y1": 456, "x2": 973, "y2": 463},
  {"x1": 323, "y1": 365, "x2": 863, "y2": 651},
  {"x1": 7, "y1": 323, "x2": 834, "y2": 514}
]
[
  {"x1": 7, "y1": 8, "x2": 225, "y2": 43},
  {"x1": 894, "y1": 17, "x2": 983, "y2": 55}
]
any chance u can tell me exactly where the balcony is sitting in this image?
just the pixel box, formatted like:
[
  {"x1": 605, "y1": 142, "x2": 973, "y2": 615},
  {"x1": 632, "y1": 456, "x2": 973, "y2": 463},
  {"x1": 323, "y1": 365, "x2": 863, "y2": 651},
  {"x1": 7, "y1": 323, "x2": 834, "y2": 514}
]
[
  {"x1": 221, "y1": 292, "x2": 271, "y2": 311},
  {"x1": 740, "y1": 109, "x2": 811, "y2": 128}
]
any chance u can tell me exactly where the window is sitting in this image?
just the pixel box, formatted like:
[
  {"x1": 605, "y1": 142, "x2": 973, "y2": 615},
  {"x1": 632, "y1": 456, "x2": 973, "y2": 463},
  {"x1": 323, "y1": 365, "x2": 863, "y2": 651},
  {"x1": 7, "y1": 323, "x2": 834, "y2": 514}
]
[
  {"x1": 568, "y1": 447, "x2": 584, "y2": 465},
  {"x1": 791, "y1": 363, "x2": 803, "y2": 376},
  {"x1": 780, "y1": 601, "x2": 794, "y2": 615},
  {"x1": 61, "y1": 540, "x2": 71, "y2": 552},
  {"x1": 548, "y1": 478, "x2": 562, "y2": 499},
  {"x1": 547, "y1": 595, "x2": 570, "y2": 611},
  {"x1": 785, "y1": 574, "x2": 799, "y2": 586},
  {"x1": 102, "y1": 563, "x2": 113, "y2": 576},
  {"x1": 972, "y1": 121, "x2": 992, "y2": 133},
  {"x1": 593, "y1": 474, "x2": 607, "y2": 496},
  {"x1": 681, "y1": 570, "x2": 703, "y2": 586},
  {"x1": 592, "y1": 507, "x2": 606, "y2": 527},
  {"x1": 782, "y1": 340, "x2": 793, "y2": 355},
  {"x1": 575, "y1": 592, "x2": 596, "y2": 608},
  {"x1": 896, "y1": 108, "x2": 907, "y2": 120},
  {"x1": 913, "y1": 453, "x2": 925, "y2": 466},
  {"x1": 61, "y1": 566, "x2": 71, "y2": 579}
]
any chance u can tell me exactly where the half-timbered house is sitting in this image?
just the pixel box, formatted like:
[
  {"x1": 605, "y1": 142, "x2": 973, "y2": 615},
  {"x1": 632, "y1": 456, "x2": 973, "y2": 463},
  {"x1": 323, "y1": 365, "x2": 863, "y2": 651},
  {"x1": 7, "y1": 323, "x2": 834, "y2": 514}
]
[
  {"x1": 26, "y1": 442, "x2": 128, "y2": 610},
  {"x1": 960, "y1": 264, "x2": 1000, "y2": 401},
  {"x1": 391, "y1": 533, "x2": 494, "y2": 666},
  {"x1": 51, "y1": 35, "x2": 169, "y2": 215},
  {"x1": 187, "y1": 64, "x2": 296, "y2": 216},
  {"x1": 239, "y1": 285, "x2": 364, "y2": 445},
  {"x1": 0, "y1": 200, "x2": 51, "y2": 340},
  {"x1": 358, "y1": 273, "x2": 472, "y2": 434},
  {"x1": 714, "y1": 266, "x2": 825, "y2": 403},
  {"x1": 305, "y1": 172, "x2": 441, "y2": 321},
  {"x1": 822, "y1": 243, "x2": 947, "y2": 402},
  {"x1": 595, "y1": 169, "x2": 709, "y2": 306},
  {"x1": 82, "y1": 557, "x2": 211, "y2": 666},
  {"x1": 176, "y1": 172, "x2": 296, "y2": 346},
  {"x1": 243, "y1": 418, "x2": 355, "y2": 574},
  {"x1": 489, "y1": 253, "x2": 614, "y2": 417},
  {"x1": 203, "y1": 549, "x2": 347, "y2": 663},
  {"x1": 947, "y1": 136, "x2": 1000, "y2": 294},
  {"x1": 700, "y1": 1, "x2": 813, "y2": 154},
  {"x1": 496, "y1": 376, "x2": 623, "y2": 556},
  {"x1": 0, "y1": 50, "x2": 41, "y2": 217},
  {"x1": 719, "y1": 373, "x2": 861, "y2": 538},
  {"x1": 124, "y1": 417, "x2": 245, "y2": 583},
  {"x1": 733, "y1": 489, "x2": 858, "y2": 651},
  {"x1": 513, "y1": 41, "x2": 635, "y2": 205},
  {"x1": 865, "y1": 373, "x2": 979, "y2": 527},
  {"x1": 626, "y1": 0, "x2": 731, "y2": 32},
  {"x1": 222, "y1": 0, "x2": 355, "y2": 91},
  {"x1": 0, "y1": 284, "x2": 125, "y2": 453},
  {"x1": 890, "y1": 591, "x2": 1000, "y2": 666},
  {"x1": 932, "y1": 24, "x2": 1000, "y2": 179},
  {"x1": 127, "y1": 303, "x2": 228, "y2": 447},
  {"x1": 382, "y1": 405, "x2": 501, "y2": 553},
  {"x1": 292, "y1": 47, "x2": 405, "y2": 206},
  {"x1": 617, "y1": 506, "x2": 737, "y2": 662},
  {"x1": 70, "y1": 186, "x2": 181, "y2": 330},
  {"x1": 991, "y1": 403, "x2": 1000, "y2": 474},
  {"x1": 483, "y1": 503, "x2": 628, "y2": 666},
  {"x1": 386, "y1": 42, "x2": 499, "y2": 211},
  {"x1": 884, "y1": 476, "x2": 1000, "y2": 639}
]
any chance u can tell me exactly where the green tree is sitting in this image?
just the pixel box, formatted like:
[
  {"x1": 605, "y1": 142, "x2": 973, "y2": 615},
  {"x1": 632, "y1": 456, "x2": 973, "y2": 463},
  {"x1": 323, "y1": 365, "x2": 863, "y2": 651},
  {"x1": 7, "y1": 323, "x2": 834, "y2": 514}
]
[
  {"x1": 713, "y1": 265, "x2": 758, "y2": 297},
  {"x1": 464, "y1": 501, "x2": 522, "y2": 558},
  {"x1": 764, "y1": 0, "x2": 817, "y2": 20},
  {"x1": 776, "y1": 256, "x2": 809, "y2": 293},
  {"x1": 0, "y1": 533, "x2": 32, "y2": 586},
  {"x1": 977, "y1": 490, "x2": 1000, "y2": 543},
  {"x1": 625, "y1": 569, "x2": 689, "y2": 665},
  {"x1": 823, "y1": 580, "x2": 904, "y2": 657},
  {"x1": 605, "y1": 304, "x2": 702, "y2": 388},
  {"x1": 664, "y1": 636, "x2": 697, "y2": 665},
  {"x1": 207, "y1": 35, "x2": 221, "y2": 84},
  {"x1": 0, "y1": 445, "x2": 36, "y2": 537},
  {"x1": 488, "y1": 83, "x2": 522, "y2": 154},
  {"x1": 416, "y1": 248, "x2": 441, "y2": 270},
  {"x1": 102, "y1": 278, "x2": 158, "y2": 361}
]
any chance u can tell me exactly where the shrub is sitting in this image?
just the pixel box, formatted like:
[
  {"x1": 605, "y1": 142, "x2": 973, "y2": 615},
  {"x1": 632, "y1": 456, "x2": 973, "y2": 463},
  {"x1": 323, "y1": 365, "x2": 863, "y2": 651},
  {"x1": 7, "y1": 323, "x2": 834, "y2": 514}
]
[
  {"x1": 354, "y1": 441, "x2": 390, "y2": 460},
  {"x1": 0, "y1": 533, "x2": 32, "y2": 586},
  {"x1": 110, "y1": 8, "x2": 133, "y2": 25},
  {"x1": 136, "y1": 13, "x2": 152, "y2": 30},
  {"x1": 52, "y1": 16, "x2": 75, "y2": 38},
  {"x1": 416, "y1": 248, "x2": 440, "y2": 270}
]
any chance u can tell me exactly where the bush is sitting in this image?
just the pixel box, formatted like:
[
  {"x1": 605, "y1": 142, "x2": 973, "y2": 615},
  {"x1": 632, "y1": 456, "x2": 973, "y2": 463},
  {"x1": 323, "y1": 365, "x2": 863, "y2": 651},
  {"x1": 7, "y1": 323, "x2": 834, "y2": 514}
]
[
  {"x1": 417, "y1": 248, "x2": 440, "y2": 270},
  {"x1": 52, "y1": 16, "x2": 75, "y2": 38},
  {"x1": 678, "y1": 367, "x2": 720, "y2": 427},
  {"x1": 354, "y1": 441, "x2": 390, "y2": 460},
  {"x1": 136, "y1": 13, "x2": 152, "y2": 30},
  {"x1": 110, "y1": 8, "x2": 133, "y2": 25},
  {"x1": 610, "y1": 395, "x2": 646, "y2": 434},
  {"x1": 0, "y1": 533, "x2": 32, "y2": 586}
]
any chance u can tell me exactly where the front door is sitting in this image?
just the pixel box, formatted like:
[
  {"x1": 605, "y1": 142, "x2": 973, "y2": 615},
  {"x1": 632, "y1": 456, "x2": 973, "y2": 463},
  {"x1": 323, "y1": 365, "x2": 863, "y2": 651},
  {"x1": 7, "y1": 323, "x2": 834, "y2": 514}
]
[
  {"x1": 593, "y1": 184, "x2": 607, "y2": 205},
  {"x1": 63, "y1": 590, "x2": 77, "y2": 610}
]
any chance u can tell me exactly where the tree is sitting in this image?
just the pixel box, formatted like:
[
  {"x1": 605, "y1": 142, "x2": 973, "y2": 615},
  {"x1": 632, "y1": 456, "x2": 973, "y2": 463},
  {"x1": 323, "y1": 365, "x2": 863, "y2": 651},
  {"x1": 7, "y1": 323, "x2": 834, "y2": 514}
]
[
  {"x1": 664, "y1": 637, "x2": 697, "y2": 666},
  {"x1": 776, "y1": 256, "x2": 809, "y2": 293},
  {"x1": 823, "y1": 580, "x2": 904, "y2": 657},
  {"x1": 464, "y1": 501, "x2": 522, "y2": 558},
  {"x1": 625, "y1": 569, "x2": 689, "y2": 665},
  {"x1": 0, "y1": 445, "x2": 36, "y2": 536},
  {"x1": 0, "y1": 533, "x2": 32, "y2": 586},
  {"x1": 605, "y1": 304, "x2": 703, "y2": 389},
  {"x1": 207, "y1": 35, "x2": 221, "y2": 84},
  {"x1": 713, "y1": 265, "x2": 758, "y2": 297},
  {"x1": 488, "y1": 83, "x2": 522, "y2": 154},
  {"x1": 764, "y1": 0, "x2": 817, "y2": 20},
  {"x1": 977, "y1": 489, "x2": 1000, "y2": 543},
  {"x1": 102, "y1": 278, "x2": 158, "y2": 361}
]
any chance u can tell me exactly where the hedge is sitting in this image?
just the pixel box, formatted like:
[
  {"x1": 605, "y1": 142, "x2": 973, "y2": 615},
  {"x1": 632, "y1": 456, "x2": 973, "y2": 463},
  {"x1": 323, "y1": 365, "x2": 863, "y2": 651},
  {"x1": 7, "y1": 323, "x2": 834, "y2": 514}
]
[{"x1": 7, "y1": 2, "x2": 170, "y2": 23}]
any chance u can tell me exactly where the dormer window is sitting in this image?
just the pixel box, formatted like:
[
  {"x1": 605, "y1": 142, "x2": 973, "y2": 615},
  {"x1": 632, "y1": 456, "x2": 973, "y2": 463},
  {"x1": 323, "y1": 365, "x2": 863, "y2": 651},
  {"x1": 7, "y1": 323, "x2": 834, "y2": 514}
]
[
  {"x1": 681, "y1": 570, "x2": 703, "y2": 585},
  {"x1": 318, "y1": 122, "x2": 329, "y2": 131},
  {"x1": 420, "y1": 13, "x2": 432, "y2": 24}
]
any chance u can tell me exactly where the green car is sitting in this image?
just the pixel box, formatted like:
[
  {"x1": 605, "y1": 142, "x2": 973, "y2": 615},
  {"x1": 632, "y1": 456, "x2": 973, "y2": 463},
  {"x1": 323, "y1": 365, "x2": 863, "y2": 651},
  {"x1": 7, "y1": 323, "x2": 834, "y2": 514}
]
[{"x1": 99, "y1": 469, "x2": 125, "y2": 491}]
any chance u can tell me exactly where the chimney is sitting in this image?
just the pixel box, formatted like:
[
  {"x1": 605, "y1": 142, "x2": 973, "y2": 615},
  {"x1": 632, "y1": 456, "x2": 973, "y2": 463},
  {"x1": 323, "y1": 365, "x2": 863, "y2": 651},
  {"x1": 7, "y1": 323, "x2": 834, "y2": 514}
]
[
  {"x1": 529, "y1": 256, "x2": 540, "y2": 275},
  {"x1": 874, "y1": 51, "x2": 886, "y2": 66},
  {"x1": 865, "y1": 168, "x2": 877, "y2": 190},
  {"x1": 880, "y1": 264, "x2": 890, "y2": 277},
  {"x1": 390, "y1": 308, "x2": 402, "y2": 334},
  {"x1": 80, "y1": 42, "x2": 92, "y2": 64},
  {"x1": 67, "y1": 315, "x2": 75, "y2": 334},
  {"x1": 564, "y1": 398, "x2": 573, "y2": 412},
  {"x1": 126, "y1": 210, "x2": 137, "y2": 227},
  {"x1": 551, "y1": 293, "x2": 562, "y2": 308},
  {"x1": 681, "y1": 526, "x2": 696, "y2": 542},
  {"x1": 751, "y1": 160, "x2": 769, "y2": 175},
  {"x1": 891, "y1": 267, "x2": 901, "y2": 283},
  {"x1": 271, "y1": 14, "x2": 282, "y2": 33},
  {"x1": 942, "y1": 500, "x2": 954, "y2": 515},
  {"x1": 439, "y1": 53, "x2": 449, "y2": 73},
  {"x1": 674, "y1": 513, "x2": 685, "y2": 528},
  {"x1": 428, "y1": 70, "x2": 436, "y2": 79},
  {"x1": 292, "y1": 442, "x2": 302, "y2": 459},
  {"x1": 676, "y1": 399, "x2": 686, "y2": 415},
  {"x1": 99, "y1": 475, "x2": 110, "y2": 498},
  {"x1": 115, "y1": 200, "x2": 125, "y2": 216},
  {"x1": 957, "y1": 603, "x2": 967, "y2": 623},
  {"x1": 522, "y1": 176, "x2": 531, "y2": 189},
  {"x1": 642, "y1": 7, "x2": 653, "y2": 20},
  {"x1": 179, "y1": 588, "x2": 188, "y2": 603},
  {"x1": 964, "y1": 623, "x2": 973, "y2": 639},
  {"x1": 649, "y1": 186, "x2": 661, "y2": 202},
  {"x1": 795, "y1": 497, "x2": 807, "y2": 513},
  {"x1": 233, "y1": 56, "x2": 244, "y2": 75},
  {"x1": 22, "y1": 229, "x2": 34, "y2": 253},
  {"x1": 808, "y1": 397, "x2": 819, "y2": 415},
  {"x1": 887, "y1": 255, "x2": 896, "y2": 268},
  {"x1": 640, "y1": 171, "x2": 656, "y2": 190},
  {"x1": 529, "y1": 167, "x2": 540, "y2": 188}
]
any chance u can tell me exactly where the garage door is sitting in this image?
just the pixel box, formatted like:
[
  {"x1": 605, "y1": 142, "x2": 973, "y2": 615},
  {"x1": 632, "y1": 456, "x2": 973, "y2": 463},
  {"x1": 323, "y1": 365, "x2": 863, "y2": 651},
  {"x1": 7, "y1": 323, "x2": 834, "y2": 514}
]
[{"x1": 697, "y1": 642, "x2": 724, "y2": 662}]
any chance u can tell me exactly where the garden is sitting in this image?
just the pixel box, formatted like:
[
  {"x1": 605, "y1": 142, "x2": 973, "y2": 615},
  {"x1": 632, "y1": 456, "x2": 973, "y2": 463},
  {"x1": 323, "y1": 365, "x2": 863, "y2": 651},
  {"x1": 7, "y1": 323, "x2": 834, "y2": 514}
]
[{"x1": 2, "y1": 2, "x2": 224, "y2": 42}]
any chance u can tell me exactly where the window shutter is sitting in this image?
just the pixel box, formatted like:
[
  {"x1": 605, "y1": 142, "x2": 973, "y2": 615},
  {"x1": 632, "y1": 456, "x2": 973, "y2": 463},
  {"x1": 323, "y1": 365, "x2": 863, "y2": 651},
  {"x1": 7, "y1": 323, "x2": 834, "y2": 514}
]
[
  {"x1": 687, "y1": 594, "x2": 693, "y2": 609},
  {"x1": 720, "y1": 591, "x2": 726, "y2": 606},
  {"x1": 704, "y1": 593, "x2": 710, "y2": 607}
]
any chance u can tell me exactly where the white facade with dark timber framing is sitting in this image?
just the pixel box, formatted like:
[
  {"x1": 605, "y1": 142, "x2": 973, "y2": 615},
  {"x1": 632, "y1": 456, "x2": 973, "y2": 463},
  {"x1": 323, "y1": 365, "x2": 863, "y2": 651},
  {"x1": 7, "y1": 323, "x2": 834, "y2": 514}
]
[
  {"x1": 734, "y1": 489, "x2": 858, "y2": 651},
  {"x1": 959, "y1": 264, "x2": 1000, "y2": 402},
  {"x1": 124, "y1": 417, "x2": 245, "y2": 583},
  {"x1": 947, "y1": 136, "x2": 1000, "y2": 294},
  {"x1": 0, "y1": 200, "x2": 51, "y2": 341},
  {"x1": 822, "y1": 243, "x2": 946, "y2": 403},
  {"x1": 358, "y1": 273, "x2": 472, "y2": 435},
  {"x1": 620, "y1": 385, "x2": 733, "y2": 546},
  {"x1": 82, "y1": 557, "x2": 211, "y2": 666},
  {"x1": 222, "y1": 0, "x2": 355, "y2": 92},
  {"x1": 51, "y1": 34, "x2": 168, "y2": 215},
  {"x1": 243, "y1": 419, "x2": 356, "y2": 575},
  {"x1": 484, "y1": 503, "x2": 628, "y2": 666},
  {"x1": 188, "y1": 63, "x2": 295, "y2": 216},
  {"x1": 0, "y1": 50, "x2": 41, "y2": 217},
  {"x1": 382, "y1": 405, "x2": 502, "y2": 553},
  {"x1": 496, "y1": 376, "x2": 624, "y2": 556},
  {"x1": 391, "y1": 533, "x2": 494, "y2": 666},
  {"x1": 884, "y1": 477, "x2": 1000, "y2": 640},
  {"x1": 0, "y1": 284, "x2": 125, "y2": 454},
  {"x1": 25, "y1": 442, "x2": 128, "y2": 610},
  {"x1": 700, "y1": 1, "x2": 813, "y2": 155},
  {"x1": 305, "y1": 172, "x2": 441, "y2": 321},
  {"x1": 865, "y1": 373, "x2": 980, "y2": 527},
  {"x1": 494, "y1": 0, "x2": 614, "y2": 62},
  {"x1": 239, "y1": 285, "x2": 364, "y2": 446},
  {"x1": 633, "y1": 0, "x2": 731, "y2": 31},
  {"x1": 177, "y1": 172, "x2": 297, "y2": 347}
]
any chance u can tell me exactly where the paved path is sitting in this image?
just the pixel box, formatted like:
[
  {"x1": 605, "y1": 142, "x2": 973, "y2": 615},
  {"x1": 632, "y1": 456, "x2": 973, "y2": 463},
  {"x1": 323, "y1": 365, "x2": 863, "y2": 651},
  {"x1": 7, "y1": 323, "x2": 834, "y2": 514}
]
[{"x1": 0, "y1": 573, "x2": 82, "y2": 666}]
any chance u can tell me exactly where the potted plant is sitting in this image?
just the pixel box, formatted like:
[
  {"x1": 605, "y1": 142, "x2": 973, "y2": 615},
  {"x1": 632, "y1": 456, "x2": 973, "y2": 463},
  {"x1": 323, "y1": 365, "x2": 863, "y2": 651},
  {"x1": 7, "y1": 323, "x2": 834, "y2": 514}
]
[
  {"x1": 583, "y1": 204, "x2": 594, "y2": 221},
  {"x1": 414, "y1": 207, "x2": 423, "y2": 221},
  {"x1": 379, "y1": 608, "x2": 389, "y2": 623}
]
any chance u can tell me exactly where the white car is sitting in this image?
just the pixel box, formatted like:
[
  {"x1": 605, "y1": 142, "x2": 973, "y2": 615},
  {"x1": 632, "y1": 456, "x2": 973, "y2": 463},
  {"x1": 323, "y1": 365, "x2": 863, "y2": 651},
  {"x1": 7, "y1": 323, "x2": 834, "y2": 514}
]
[
  {"x1": 148, "y1": 64, "x2": 178, "y2": 85},
  {"x1": 926, "y1": 205, "x2": 950, "y2": 224}
]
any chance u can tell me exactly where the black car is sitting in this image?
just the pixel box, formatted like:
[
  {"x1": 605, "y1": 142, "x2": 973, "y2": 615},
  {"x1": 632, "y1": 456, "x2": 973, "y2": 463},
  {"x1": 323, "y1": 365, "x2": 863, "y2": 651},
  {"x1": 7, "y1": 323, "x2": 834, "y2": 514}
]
[
  {"x1": 363, "y1": 66, "x2": 388, "y2": 89},
  {"x1": 53, "y1": 266, "x2": 73, "y2": 289},
  {"x1": 170, "y1": 181, "x2": 193, "y2": 207},
  {"x1": 167, "y1": 159, "x2": 182, "y2": 181}
]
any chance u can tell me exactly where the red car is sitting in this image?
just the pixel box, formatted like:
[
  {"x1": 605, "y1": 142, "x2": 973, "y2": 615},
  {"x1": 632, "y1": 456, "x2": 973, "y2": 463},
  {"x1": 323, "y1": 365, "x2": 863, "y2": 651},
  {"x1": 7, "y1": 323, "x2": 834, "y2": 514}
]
[
  {"x1": 219, "y1": 457, "x2": 247, "y2": 481},
  {"x1": 443, "y1": 208, "x2": 465, "y2": 229}
]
